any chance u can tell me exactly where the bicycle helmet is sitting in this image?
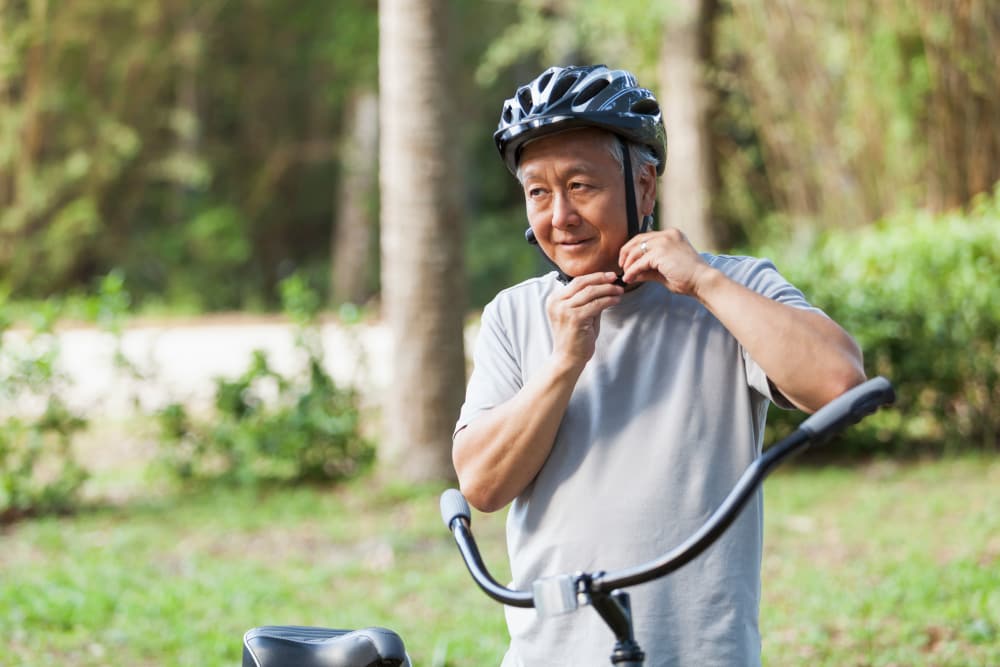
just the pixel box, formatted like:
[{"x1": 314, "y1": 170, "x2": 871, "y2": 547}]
[
  {"x1": 495, "y1": 65, "x2": 667, "y2": 282},
  {"x1": 495, "y1": 65, "x2": 666, "y2": 177}
]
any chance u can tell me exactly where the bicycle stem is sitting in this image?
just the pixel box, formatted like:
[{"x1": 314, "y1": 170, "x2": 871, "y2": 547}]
[{"x1": 589, "y1": 588, "x2": 644, "y2": 665}]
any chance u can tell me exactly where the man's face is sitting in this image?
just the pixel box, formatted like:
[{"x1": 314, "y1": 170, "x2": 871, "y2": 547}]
[{"x1": 518, "y1": 128, "x2": 654, "y2": 277}]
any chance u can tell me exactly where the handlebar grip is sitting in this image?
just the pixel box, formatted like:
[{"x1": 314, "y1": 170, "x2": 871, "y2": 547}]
[
  {"x1": 440, "y1": 488, "x2": 472, "y2": 529},
  {"x1": 799, "y1": 376, "x2": 895, "y2": 439}
]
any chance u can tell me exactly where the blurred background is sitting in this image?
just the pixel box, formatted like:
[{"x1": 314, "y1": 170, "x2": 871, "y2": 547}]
[{"x1": 0, "y1": 1, "x2": 997, "y2": 665}]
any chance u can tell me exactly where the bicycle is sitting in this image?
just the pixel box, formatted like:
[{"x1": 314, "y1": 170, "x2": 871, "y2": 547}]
[{"x1": 242, "y1": 376, "x2": 895, "y2": 667}]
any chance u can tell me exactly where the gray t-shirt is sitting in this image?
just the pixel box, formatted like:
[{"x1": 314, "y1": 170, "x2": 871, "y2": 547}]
[{"x1": 455, "y1": 255, "x2": 825, "y2": 667}]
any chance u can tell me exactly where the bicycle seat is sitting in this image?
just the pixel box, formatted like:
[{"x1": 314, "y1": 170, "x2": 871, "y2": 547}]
[{"x1": 242, "y1": 625, "x2": 410, "y2": 667}]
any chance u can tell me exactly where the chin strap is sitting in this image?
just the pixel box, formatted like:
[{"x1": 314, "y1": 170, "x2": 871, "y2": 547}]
[
  {"x1": 619, "y1": 136, "x2": 641, "y2": 239},
  {"x1": 524, "y1": 135, "x2": 651, "y2": 285}
]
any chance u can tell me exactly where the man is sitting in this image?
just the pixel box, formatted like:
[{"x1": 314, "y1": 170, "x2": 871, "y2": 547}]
[{"x1": 452, "y1": 65, "x2": 865, "y2": 666}]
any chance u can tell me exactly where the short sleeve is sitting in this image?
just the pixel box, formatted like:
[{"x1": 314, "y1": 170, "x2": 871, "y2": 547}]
[
  {"x1": 453, "y1": 299, "x2": 524, "y2": 437},
  {"x1": 711, "y1": 255, "x2": 828, "y2": 410}
]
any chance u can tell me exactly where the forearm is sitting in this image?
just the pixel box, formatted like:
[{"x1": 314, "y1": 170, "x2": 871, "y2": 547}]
[
  {"x1": 694, "y1": 267, "x2": 866, "y2": 412},
  {"x1": 453, "y1": 356, "x2": 582, "y2": 512}
]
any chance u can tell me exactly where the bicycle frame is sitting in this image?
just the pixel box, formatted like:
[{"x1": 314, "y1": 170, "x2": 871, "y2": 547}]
[{"x1": 441, "y1": 376, "x2": 895, "y2": 666}]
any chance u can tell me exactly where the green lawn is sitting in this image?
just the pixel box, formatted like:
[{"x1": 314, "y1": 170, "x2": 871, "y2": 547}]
[{"x1": 1, "y1": 457, "x2": 997, "y2": 666}]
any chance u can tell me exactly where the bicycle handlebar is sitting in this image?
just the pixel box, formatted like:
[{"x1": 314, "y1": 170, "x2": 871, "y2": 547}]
[
  {"x1": 799, "y1": 375, "x2": 894, "y2": 439},
  {"x1": 441, "y1": 376, "x2": 895, "y2": 611},
  {"x1": 440, "y1": 489, "x2": 534, "y2": 607}
]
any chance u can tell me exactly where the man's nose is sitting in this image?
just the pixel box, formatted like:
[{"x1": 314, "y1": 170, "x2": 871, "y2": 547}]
[{"x1": 550, "y1": 191, "x2": 579, "y2": 229}]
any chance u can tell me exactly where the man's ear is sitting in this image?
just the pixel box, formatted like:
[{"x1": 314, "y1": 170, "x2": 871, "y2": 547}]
[{"x1": 637, "y1": 164, "x2": 658, "y2": 216}]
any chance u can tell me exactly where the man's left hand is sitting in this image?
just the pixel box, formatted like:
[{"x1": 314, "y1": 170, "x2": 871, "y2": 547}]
[{"x1": 619, "y1": 228, "x2": 712, "y2": 295}]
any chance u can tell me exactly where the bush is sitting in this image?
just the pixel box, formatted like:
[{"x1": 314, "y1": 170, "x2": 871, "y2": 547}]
[
  {"x1": 762, "y1": 187, "x2": 1000, "y2": 456},
  {"x1": 0, "y1": 301, "x2": 89, "y2": 522},
  {"x1": 158, "y1": 275, "x2": 373, "y2": 485}
]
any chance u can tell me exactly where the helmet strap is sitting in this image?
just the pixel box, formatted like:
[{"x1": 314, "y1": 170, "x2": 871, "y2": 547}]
[{"x1": 619, "y1": 136, "x2": 641, "y2": 239}]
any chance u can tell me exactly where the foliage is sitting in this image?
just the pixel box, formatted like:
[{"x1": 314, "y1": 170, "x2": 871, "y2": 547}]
[
  {"x1": 1, "y1": 459, "x2": 997, "y2": 665},
  {"x1": 717, "y1": 2, "x2": 929, "y2": 233},
  {"x1": 0, "y1": 271, "x2": 140, "y2": 522},
  {"x1": 0, "y1": 301, "x2": 88, "y2": 523},
  {"x1": 1, "y1": 0, "x2": 997, "y2": 313},
  {"x1": 158, "y1": 275, "x2": 373, "y2": 485},
  {"x1": 475, "y1": 0, "x2": 670, "y2": 86},
  {"x1": 480, "y1": 1, "x2": 1000, "y2": 249},
  {"x1": 762, "y1": 188, "x2": 1000, "y2": 455},
  {"x1": 0, "y1": 0, "x2": 380, "y2": 310},
  {"x1": 464, "y1": 209, "x2": 541, "y2": 317},
  {"x1": 717, "y1": 0, "x2": 1000, "y2": 241}
]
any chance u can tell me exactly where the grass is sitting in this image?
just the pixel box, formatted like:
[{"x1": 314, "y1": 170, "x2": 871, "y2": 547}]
[
  {"x1": 1, "y1": 457, "x2": 998, "y2": 666},
  {"x1": 760, "y1": 457, "x2": 1000, "y2": 666}
]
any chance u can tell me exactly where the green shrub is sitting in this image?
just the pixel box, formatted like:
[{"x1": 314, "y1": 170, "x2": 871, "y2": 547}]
[
  {"x1": 158, "y1": 275, "x2": 373, "y2": 485},
  {"x1": 0, "y1": 301, "x2": 89, "y2": 522},
  {"x1": 763, "y1": 186, "x2": 1000, "y2": 456}
]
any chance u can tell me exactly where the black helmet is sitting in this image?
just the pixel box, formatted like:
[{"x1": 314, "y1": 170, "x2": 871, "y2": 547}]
[{"x1": 495, "y1": 64, "x2": 667, "y2": 176}]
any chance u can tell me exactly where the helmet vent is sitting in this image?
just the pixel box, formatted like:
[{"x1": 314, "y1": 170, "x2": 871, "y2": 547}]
[
  {"x1": 549, "y1": 74, "x2": 577, "y2": 104},
  {"x1": 574, "y1": 78, "x2": 610, "y2": 106},
  {"x1": 502, "y1": 105, "x2": 514, "y2": 123},
  {"x1": 517, "y1": 87, "x2": 533, "y2": 114},
  {"x1": 538, "y1": 71, "x2": 554, "y2": 92},
  {"x1": 630, "y1": 98, "x2": 660, "y2": 116}
]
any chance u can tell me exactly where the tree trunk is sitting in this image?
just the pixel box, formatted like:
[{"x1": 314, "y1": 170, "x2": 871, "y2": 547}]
[
  {"x1": 331, "y1": 89, "x2": 378, "y2": 306},
  {"x1": 917, "y1": 0, "x2": 1000, "y2": 211},
  {"x1": 659, "y1": 0, "x2": 720, "y2": 251},
  {"x1": 378, "y1": 0, "x2": 465, "y2": 482},
  {"x1": 172, "y1": 6, "x2": 203, "y2": 225}
]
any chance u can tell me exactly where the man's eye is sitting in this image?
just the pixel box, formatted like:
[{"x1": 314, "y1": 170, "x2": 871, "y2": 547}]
[
  {"x1": 528, "y1": 188, "x2": 546, "y2": 198},
  {"x1": 569, "y1": 181, "x2": 591, "y2": 191}
]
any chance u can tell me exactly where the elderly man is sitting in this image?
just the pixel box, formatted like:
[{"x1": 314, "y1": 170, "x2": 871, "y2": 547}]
[{"x1": 452, "y1": 65, "x2": 865, "y2": 666}]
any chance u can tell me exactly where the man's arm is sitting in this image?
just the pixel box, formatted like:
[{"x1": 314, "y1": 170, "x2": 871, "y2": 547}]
[
  {"x1": 454, "y1": 355, "x2": 581, "y2": 513},
  {"x1": 620, "y1": 229, "x2": 866, "y2": 412},
  {"x1": 453, "y1": 272, "x2": 623, "y2": 512}
]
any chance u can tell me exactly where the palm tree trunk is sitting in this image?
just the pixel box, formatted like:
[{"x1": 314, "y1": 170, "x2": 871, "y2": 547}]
[
  {"x1": 379, "y1": 0, "x2": 465, "y2": 482},
  {"x1": 331, "y1": 88, "x2": 378, "y2": 306},
  {"x1": 659, "y1": 0, "x2": 720, "y2": 251}
]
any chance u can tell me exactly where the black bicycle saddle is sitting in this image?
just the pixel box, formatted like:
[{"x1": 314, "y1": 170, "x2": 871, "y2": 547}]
[{"x1": 242, "y1": 625, "x2": 410, "y2": 667}]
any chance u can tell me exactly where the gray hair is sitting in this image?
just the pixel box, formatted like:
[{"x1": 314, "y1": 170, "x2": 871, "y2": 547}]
[
  {"x1": 605, "y1": 134, "x2": 660, "y2": 182},
  {"x1": 515, "y1": 129, "x2": 660, "y2": 186}
]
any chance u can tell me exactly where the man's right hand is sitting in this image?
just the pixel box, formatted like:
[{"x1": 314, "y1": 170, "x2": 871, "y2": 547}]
[
  {"x1": 453, "y1": 271, "x2": 623, "y2": 512},
  {"x1": 547, "y1": 271, "x2": 624, "y2": 369}
]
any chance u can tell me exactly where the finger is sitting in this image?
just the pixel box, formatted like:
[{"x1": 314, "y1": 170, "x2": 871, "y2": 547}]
[
  {"x1": 622, "y1": 267, "x2": 659, "y2": 286},
  {"x1": 620, "y1": 238, "x2": 656, "y2": 276},
  {"x1": 557, "y1": 272, "x2": 621, "y2": 302},
  {"x1": 624, "y1": 256, "x2": 663, "y2": 285},
  {"x1": 621, "y1": 251, "x2": 655, "y2": 284},
  {"x1": 563, "y1": 282, "x2": 624, "y2": 309},
  {"x1": 570, "y1": 293, "x2": 622, "y2": 320},
  {"x1": 618, "y1": 232, "x2": 654, "y2": 267},
  {"x1": 618, "y1": 238, "x2": 640, "y2": 269},
  {"x1": 619, "y1": 247, "x2": 644, "y2": 277},
  {"x1": 547, "y1": 281, "x2": 621, "y2": 321},
  {"x1": 564, "y1": 271, "x2": 620, "y2": 292}
]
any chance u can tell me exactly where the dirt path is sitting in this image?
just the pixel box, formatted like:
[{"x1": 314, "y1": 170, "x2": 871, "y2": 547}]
[{"x1": 11, "y1": 318, "x2": 394, "y2": 418}]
